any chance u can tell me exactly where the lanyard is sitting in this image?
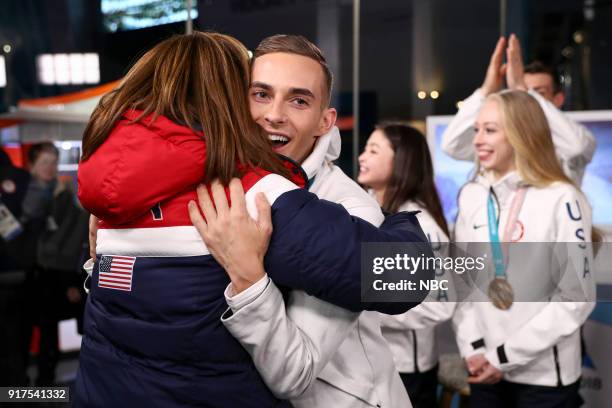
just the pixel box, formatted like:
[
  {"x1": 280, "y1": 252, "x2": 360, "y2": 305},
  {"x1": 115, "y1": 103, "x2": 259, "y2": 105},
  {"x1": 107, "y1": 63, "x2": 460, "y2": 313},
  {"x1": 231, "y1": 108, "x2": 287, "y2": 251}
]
[{"x1": 487, "y1": 186, "x2": 527, "y2": 278}]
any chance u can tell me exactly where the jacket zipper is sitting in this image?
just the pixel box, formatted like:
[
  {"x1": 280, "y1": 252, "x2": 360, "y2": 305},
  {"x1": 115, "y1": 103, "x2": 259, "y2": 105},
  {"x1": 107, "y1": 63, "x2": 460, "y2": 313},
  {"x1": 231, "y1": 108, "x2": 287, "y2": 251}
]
[{"x1": 489, "y1": 186, "x2": 501, "y2": 228}]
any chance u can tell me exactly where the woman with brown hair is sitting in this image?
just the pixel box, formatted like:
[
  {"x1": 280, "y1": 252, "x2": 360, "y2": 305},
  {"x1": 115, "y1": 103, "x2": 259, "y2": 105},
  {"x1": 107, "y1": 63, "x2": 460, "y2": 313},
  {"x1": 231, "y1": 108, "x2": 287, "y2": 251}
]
[
  {"x1": 74, "y1": 32, "x2": 431, "y2": 407},
  {"x1": 453, "y1": 90, "x2": 595, "y2": 407}
]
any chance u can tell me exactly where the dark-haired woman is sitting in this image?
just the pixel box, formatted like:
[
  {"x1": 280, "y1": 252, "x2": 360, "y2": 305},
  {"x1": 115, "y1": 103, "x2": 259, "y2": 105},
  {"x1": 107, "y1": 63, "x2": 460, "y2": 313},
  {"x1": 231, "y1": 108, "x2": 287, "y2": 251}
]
[{"x1": 358, "y1": 123, "x2": 455, "y2": 408}]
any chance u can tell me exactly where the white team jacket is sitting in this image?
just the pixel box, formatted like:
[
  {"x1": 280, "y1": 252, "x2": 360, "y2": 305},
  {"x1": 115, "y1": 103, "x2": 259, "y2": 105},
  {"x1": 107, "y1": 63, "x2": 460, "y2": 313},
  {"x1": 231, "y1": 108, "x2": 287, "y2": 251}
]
[
  {"x1": 441, "y1": 88, "x2": 596, "y2": 185},
  {"x1": 221, "y1": 127, "x2": 412, "y2": 407},
  {"x1": 379, "y1": 202, "x2": 454, "y2": 374},
  {"x1": 452, "y1": 171, "x2": 595, "y2": 387}
]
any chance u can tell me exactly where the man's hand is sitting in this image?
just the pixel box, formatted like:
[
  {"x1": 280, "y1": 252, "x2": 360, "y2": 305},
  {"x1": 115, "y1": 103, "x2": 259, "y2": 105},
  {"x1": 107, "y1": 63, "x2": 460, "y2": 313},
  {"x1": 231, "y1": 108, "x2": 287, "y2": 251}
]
[
  {"x1": 188, "y1": 178, "x2": 272, "y2": 294},
  {"x1": 481, "y1": 36, "x2": 507, "y2": 96},
  {"x1": 506, "y1": 33, "x2": 527, "y2": 91},
  {"x1": 89, "y1": 215, "x2": 98, "y2": 259}
]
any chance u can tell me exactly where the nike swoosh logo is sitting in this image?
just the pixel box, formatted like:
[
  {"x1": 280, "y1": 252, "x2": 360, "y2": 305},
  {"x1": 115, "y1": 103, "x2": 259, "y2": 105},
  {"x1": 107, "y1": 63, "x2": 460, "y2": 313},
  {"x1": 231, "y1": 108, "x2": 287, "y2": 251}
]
[{"x1": 473, "y1": 224, "x2": 487, "y2": 230}]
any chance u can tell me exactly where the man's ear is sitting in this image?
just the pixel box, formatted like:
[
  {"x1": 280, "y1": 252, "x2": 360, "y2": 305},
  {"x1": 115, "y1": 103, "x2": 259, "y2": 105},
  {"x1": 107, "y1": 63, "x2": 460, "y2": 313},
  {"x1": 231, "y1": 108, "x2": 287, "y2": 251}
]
[
  {"x1": 318, "y1": 107, "x2": 338, "y2": 135},
  {"x1": 552, "y1": 91, "x2": 565, "y2": 109}
]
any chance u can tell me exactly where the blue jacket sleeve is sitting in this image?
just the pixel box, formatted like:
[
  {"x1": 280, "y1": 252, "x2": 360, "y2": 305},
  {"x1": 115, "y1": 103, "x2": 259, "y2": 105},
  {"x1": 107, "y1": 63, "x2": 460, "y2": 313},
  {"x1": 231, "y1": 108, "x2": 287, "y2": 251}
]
[{"x1": 264, "y1": 189, "x2": 435, "y2": 314}]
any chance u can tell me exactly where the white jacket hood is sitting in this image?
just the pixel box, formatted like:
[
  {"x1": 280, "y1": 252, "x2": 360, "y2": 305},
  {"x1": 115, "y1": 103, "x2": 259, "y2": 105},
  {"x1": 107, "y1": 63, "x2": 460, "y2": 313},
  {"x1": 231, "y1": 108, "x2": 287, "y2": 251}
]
[{"x1": 301, "y1": 126, "x2": 342, "y2": 180}]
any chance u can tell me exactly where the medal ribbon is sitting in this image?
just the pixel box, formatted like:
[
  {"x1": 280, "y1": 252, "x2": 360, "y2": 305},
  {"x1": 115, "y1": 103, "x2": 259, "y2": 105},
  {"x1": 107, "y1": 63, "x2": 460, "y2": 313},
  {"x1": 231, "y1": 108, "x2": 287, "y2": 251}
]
[{"x1": 487, "y1": 186, "x2": 527, "y2": 278}]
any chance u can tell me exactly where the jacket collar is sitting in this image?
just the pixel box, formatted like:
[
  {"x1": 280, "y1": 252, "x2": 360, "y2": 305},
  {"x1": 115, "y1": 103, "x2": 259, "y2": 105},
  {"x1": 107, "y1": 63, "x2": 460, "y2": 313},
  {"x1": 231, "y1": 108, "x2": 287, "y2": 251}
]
[
  {"x1": 475, "y1": 170, "x2": 526, "y2": 205},
  {"x1": 301, "y1": 126, "x2": 342, "y2": 180}
]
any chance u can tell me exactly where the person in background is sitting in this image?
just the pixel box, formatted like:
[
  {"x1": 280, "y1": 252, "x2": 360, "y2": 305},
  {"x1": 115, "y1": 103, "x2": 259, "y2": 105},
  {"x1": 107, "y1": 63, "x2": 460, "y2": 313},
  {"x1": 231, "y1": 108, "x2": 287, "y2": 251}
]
[
  {"x1": 453, "y1": 90, "x2": 594, "y2": 408},
  {"x1": 441, "y1": 34, "x2": 595, "y2": 185},
  {"x1": 0, "y1": 148, "x2": 31, "y2": 386},
  {"x1": 358, "y1": 123, "x2": 455, "y2": 407},
  {"x1": 21, "y1": 142, "x2": 88, "y2": 386}
]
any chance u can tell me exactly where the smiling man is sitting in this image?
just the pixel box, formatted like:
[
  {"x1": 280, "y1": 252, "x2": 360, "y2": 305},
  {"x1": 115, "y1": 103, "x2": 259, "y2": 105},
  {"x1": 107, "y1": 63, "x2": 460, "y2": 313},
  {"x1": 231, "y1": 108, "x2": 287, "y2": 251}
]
[
  {"x1": 249, "y1": 45, "x2": 336, "y2": 164},
  {"x1": 216, "y1": 34, "x2": 420, "y2": 407}
]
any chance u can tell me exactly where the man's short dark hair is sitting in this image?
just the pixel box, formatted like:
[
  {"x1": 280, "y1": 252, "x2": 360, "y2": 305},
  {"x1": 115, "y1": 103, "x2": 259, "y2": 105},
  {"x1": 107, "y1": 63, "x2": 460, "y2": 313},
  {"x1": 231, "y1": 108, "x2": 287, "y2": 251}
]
[
  {"x1": 27, "y1": 141, "x2": 59, "y2": 165},
  {"x1": 254, "y1": 34, "x2": 333, "y2": 106},
  {"x1": 524, "y1": 61, "x2": 562, "y2": 94}
]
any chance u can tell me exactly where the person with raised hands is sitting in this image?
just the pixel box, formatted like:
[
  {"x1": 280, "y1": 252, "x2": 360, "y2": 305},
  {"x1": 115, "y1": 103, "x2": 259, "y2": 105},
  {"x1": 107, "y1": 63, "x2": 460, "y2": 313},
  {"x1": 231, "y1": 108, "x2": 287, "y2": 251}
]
[{"x1": 442, "y1": 34, "x2": 595, "y2": 185}]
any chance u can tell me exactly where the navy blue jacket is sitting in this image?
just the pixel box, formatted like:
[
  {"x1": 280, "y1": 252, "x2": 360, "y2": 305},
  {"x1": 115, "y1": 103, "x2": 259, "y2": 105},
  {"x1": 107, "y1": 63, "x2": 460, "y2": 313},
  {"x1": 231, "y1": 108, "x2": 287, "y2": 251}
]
[{"x1": 74, "y1": 114, "x2": 433, "y2": 407}]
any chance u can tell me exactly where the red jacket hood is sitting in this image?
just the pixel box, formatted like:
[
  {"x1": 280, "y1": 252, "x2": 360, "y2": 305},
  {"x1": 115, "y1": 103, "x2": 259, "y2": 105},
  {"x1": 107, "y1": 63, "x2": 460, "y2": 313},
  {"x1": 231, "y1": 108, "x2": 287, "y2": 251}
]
[
  {"x1": 78, "y1": 111, "x2": 208, "y2": 225},
  {"x1": 78, "y1": 111, "x2": 306, "y2": 227}
]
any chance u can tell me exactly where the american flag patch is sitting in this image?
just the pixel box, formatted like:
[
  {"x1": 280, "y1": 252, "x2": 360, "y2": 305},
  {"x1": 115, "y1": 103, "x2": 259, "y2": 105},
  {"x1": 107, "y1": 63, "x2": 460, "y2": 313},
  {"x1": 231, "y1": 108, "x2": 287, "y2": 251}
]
[{"x1": 98, "y1": 255, "x2": 136, "y2": 291}]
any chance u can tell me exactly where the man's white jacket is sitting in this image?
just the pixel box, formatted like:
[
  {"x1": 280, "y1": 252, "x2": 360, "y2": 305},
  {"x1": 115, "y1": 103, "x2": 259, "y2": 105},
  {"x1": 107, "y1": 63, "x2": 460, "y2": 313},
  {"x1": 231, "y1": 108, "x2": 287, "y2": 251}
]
[
  {"x1": 379, "y1": 202, "x2": 455, "y2": 374},
  {"x1": 441, "y1": 88, "x2": 596, "y2": 185},
  {"x1": 452, "y1": 171, "x2": 595, "y2": 387},
  {"x1": 221, "y1": 128, "x2": 412, "y2": 408}
]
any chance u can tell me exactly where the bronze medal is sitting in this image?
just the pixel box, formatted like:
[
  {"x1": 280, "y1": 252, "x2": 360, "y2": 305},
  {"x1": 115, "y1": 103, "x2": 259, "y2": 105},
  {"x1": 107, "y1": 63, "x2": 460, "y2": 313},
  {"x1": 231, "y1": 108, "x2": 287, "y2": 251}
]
[{"x1": 488, "y1": 277, "x2": 514, "y2": 310}]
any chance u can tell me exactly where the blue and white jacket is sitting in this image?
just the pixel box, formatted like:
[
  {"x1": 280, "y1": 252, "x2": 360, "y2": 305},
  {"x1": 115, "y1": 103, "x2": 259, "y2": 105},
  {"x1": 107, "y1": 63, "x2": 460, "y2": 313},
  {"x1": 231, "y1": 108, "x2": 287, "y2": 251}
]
[{"x1": 73, "y1": 113, "x2": 432, "y2": 407}]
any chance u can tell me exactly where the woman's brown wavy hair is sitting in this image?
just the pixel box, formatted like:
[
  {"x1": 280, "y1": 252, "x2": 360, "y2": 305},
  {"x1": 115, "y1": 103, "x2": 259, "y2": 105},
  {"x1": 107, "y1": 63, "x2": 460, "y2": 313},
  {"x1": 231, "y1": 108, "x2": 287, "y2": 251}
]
[{"x1": 81, "y1": 31, "x2": 289, "y2": 183}]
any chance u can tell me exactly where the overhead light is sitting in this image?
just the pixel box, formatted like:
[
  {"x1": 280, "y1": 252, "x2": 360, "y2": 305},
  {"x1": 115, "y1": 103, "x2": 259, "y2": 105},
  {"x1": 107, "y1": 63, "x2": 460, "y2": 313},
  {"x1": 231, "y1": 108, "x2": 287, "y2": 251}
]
[
  {"x1": 456, "y1": 100, "x2": 464, "y2": 109},
  {"x1": 54, "y1": 54, "x2": 71, "y2": 85},
  {"x1": 69, "y1": 54, "x2": 85, "y2": 84},
  {"x1": 2, "y1": 44, "x2": 11, "y2": 53},
  {"x1": 37, "y1": 52, "x2": 100, "y2": 85},
  {"x1": 0, "y1": 56, "x2": 6, "y2": 88},
  {"x1": 573, "y1": 31, "x2": 584, "y2": 44},
  {"x1": 417, "y1": 91, "x2": 427, "y2": 100},
  {"x1": 83, "y1": 53, "x2": 100, "y2": 84},
  {"x1": 430, "y1": 90, "x2": 440, "y2": 99}
]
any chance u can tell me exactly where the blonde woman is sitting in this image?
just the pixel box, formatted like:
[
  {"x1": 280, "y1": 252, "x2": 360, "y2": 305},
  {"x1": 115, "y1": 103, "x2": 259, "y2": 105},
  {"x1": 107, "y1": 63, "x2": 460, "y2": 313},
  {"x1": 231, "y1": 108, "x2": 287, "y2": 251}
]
[{"x1": 453, "y1": 90, "x2": 595, "y2": 407}]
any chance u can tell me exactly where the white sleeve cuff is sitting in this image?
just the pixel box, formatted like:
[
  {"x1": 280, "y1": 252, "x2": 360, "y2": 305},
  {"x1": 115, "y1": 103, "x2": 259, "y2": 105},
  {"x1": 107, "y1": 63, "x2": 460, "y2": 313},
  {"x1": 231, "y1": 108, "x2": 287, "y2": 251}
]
[
  {"x1": 472, "y1": 88, "x2": 485, "y2": 100},
  {"x1": 225, "y1": 274, "x2": 270, "y2": 312},
  {"x1": 527, "y1": 88, "x2": 544, "y2": 101},
  {"x1": 459, "y1": 88, "x2": 486, "y2": 114}
]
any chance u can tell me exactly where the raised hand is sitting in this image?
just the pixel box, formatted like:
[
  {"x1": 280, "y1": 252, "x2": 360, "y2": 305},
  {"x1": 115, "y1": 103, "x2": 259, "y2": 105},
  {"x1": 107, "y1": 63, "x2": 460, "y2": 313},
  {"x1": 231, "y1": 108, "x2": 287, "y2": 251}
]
[
  {"x1": 481, "y1": 36, "x2": 508, "y2": 96},
  {"x1": 188, "y1": 178, "x2": 272, "y2": 293},
  {"x1": 506, "y1": 33, "x2": 527, "y2": 91}
]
